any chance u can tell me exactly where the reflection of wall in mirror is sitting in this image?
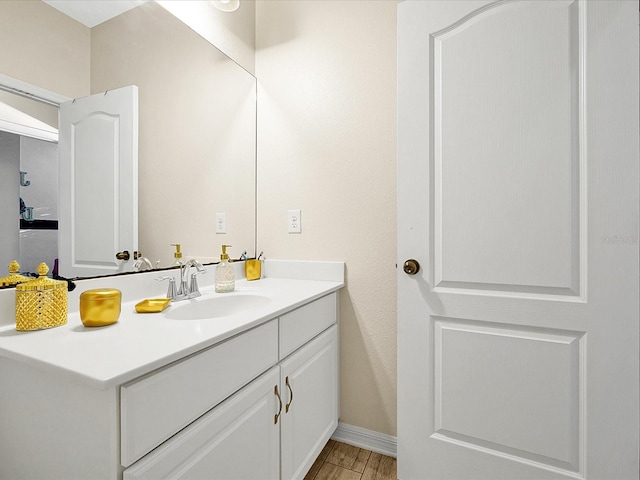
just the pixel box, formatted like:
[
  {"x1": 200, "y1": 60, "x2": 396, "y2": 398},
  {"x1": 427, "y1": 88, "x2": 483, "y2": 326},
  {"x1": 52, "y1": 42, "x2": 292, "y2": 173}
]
[
  {"x1": 20, "y1": 137, "x2": 58, "y2": 223},
  {"x1": 0, "y1": 1, "x2": 90, "y2": 99},
  {"x1": 91, "y1": 2, "x2": 257, "y2": 266},
  {"x1": 0, "y1": 0, "x2": 88, "y2": 277},
  {"x1": 157, "y1": 0, "x2": 255, "y2": 75},
  {"x1": 0, "y1": 0, "x2": 257, "y2": 276}
]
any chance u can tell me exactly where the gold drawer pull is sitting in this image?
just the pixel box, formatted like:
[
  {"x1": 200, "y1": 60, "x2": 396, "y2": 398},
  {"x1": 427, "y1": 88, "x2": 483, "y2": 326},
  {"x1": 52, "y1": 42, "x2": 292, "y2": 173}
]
[
  {"x1": 285, "y1": 376, "x2": 294, "y2": 413},
  {"x1": 274, "y1": 385, "x2": 283, "y2": 424}
]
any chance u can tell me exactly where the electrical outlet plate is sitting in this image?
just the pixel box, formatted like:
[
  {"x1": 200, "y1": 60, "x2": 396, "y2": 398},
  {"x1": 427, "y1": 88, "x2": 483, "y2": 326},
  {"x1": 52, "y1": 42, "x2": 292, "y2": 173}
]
[
  {"x1": 288, "y1": 209, "x2": 301, "y2": 233},
  {"x1": 216, "y1": 213, "x2": 226, "y2": 234}
]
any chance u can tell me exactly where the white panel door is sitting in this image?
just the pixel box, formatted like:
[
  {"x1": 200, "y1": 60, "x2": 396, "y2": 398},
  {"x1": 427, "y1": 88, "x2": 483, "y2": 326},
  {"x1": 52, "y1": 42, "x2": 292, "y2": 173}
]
[
  {"x1": 398, "y1": 1, "x2": 639, "y2": 479},
  {"x1": 58, "y1": 85, "x2": 138, "y2": 278}
]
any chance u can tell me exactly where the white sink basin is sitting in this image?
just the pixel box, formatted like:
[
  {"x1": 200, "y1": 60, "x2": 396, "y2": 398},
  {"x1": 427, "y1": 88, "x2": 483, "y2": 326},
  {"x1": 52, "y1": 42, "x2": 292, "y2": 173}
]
[{"x1": 163, "y1": 294, "x2": 271, "y2": 320}]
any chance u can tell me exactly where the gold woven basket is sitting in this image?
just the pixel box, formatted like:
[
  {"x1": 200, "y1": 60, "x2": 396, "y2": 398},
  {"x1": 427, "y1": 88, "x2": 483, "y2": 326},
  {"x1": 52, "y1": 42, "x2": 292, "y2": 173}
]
[{"x1": 15, "y1": 263, "x2": 68, "y2": 331}]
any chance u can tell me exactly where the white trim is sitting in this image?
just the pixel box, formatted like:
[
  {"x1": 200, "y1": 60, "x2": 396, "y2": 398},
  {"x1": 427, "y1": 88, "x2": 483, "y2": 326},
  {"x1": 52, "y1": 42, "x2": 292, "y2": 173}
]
[
  {"x1": 331, "y1": 422, "x2": 397, "y2": 458},
  {"x1": 0, "y1": 73, "x2": 70, "y2": 106},
  {"x1": 0, "y1": 74, "x2": 65, "y2": 142},
  {"x1": 0, "y1": 119, "x2": 58, "y2": 143}
]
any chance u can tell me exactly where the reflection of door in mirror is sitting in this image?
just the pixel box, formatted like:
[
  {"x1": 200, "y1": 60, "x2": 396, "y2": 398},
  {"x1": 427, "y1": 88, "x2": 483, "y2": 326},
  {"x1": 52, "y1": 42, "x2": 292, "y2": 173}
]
[
  {"x1": 0, "y1": 92, "x2": 59, "y2": 276},
  {"x1": 0, "y1": 84, "x2": 138, "y2": 279},
  {"x1": 59, "y1": 86, "x2": 139, "y2": 278}
]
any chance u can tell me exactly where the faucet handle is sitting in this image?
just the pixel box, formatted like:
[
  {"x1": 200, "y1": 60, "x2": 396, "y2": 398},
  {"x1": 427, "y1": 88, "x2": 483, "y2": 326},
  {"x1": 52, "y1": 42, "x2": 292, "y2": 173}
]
[
  {"x1": 155, "y1": 276, "x2": 177, "y2": 300},
  {"x1": 188, "y1": 269, "x2": 206, "y2": 298},
  {"x1": 189, "y1": 273, "x2": 202, "y2": 298}
]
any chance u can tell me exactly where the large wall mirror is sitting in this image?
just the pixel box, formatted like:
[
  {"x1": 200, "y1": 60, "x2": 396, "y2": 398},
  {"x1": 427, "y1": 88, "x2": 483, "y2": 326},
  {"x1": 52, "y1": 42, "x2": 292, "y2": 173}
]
[{"x1": 0, "y1": 0, "x2": 256, "y2": 281}]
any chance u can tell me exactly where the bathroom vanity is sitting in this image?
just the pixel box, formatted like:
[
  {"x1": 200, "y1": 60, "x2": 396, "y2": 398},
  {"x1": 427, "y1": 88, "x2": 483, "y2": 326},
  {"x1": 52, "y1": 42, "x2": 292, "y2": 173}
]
[{"x1": 0, "y1": 260, "x2": 344, "y2": 480}]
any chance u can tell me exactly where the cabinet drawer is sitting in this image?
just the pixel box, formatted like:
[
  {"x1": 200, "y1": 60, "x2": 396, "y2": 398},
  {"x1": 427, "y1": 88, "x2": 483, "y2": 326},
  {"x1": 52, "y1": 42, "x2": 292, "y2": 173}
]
[
  {"x1": 121, "y1": 319, "x2": 278, "y2": 467},
  {"x1": 279, "y1": 293, "x2": 337, "y2": 359},
  {"x1": 124, "y1": 367, "x2": 280, "y2": 480}
]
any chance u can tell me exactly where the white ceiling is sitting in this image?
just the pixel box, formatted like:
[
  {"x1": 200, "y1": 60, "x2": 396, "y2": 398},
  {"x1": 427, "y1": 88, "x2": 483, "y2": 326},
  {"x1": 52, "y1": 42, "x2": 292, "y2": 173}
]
[{"x1": 42, "y1": 0, "x2": 147, "y2": 28}]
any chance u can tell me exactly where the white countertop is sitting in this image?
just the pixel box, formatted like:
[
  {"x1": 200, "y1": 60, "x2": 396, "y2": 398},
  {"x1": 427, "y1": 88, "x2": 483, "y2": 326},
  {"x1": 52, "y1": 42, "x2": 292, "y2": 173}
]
[{"x1": 0, "y1": 261, "x2": 344, "y2": 390}]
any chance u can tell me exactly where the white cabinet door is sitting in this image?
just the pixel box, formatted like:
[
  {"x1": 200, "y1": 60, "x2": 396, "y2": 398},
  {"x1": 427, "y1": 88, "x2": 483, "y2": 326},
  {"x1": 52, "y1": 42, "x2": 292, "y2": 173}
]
[
  {"x1": 121, "y1": 319, "x2": 278, "y2": 467},
  {"x1": 58, "y1": 85, "x2": 138, "y2": 277},
  {"x1": 124, "y1": 367, "x2": 280, "y2": 480},
  {"x1": 280, "y1": 325, "x2": 339, "y2": 480},
  {"x1": 398, "y1": 1, "x2": 639, "y2": 479}
]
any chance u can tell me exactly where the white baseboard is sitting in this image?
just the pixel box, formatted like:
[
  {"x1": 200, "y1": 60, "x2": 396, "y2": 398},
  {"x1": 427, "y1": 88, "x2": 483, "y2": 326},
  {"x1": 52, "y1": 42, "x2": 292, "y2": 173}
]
[{"x1": 331, "y1": 422, "x2": 397, "y2": 458}]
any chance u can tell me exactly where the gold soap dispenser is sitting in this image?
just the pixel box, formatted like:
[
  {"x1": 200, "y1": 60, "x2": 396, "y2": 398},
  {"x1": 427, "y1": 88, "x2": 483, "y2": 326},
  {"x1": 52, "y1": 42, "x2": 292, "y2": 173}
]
[
  {"x1": 215, "y1": 245, "x2": 235, "y2": 293},
  {"x1": 171, "y1": 243, "x2": 183, "y2": 267}
]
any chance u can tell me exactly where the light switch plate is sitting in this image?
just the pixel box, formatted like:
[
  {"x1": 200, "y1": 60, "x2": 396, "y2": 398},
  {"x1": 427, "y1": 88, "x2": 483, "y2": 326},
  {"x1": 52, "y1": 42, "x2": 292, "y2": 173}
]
[{"x1": 216, "y1": 213, "x2": 226, "y2": 234}]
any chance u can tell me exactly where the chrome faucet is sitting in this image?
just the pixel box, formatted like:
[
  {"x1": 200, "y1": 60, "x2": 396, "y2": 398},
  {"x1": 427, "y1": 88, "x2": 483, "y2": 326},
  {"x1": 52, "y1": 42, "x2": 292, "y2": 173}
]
[
  {"x1": 156, "y1": 259, "x2": 206, "y2": 301},
  {"x1": 180, "y1": 259, "x2": 207, "y2": 299}
]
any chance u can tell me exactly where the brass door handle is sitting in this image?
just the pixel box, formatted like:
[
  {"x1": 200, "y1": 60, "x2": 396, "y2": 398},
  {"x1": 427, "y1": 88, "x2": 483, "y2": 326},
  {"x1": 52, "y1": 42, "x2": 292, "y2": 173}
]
[
  {"x1": 116, "y1": 250, "x2": 130, "y2": 261},
  {"x1": 274, "y1": 385, "x2": 283, "y2": 424},
  {"x1": 403, "y1": 259, "x2": 420, "y2": 275},
  {"x1": 285, "y1": 376, "x2": 294, "y2": 413}
]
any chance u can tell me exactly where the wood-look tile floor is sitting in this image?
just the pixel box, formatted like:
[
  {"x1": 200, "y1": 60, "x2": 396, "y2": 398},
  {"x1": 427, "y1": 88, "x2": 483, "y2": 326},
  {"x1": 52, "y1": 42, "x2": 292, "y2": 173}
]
[{"x1": 304, "y1": 440, "x2": 397, "y2": 480}]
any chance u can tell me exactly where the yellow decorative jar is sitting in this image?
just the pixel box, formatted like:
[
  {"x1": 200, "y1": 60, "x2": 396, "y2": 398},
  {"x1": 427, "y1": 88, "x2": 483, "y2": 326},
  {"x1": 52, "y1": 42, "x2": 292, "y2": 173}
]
[
  {"x1": 15, "y1": 263, "x2": 68, "y2": 331},
  {"x1": 79, "y1": 289, "x2": 122, "y2": 327},
  {"x1": 0, "y1": 260, "x2": 30, "y2": 287}
]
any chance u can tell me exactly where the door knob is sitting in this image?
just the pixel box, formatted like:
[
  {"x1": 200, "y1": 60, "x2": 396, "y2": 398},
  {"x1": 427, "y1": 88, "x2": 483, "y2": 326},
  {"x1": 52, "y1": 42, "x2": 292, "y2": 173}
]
[
  {"x1": 115, "y1": 250, "x2": 130, "y2": 261},
  {"x1": 403, "y1": 259, "x2": 420, "y2": 275}
]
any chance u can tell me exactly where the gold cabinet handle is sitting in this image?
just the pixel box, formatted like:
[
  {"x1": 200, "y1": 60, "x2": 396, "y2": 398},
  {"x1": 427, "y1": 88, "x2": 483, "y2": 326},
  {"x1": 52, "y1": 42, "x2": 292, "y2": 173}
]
[
  {"x1": 285, "y1": 376, "x2": 294, "y2": 413},
  {"x1": 274, "y1": 385, "x2": 283, "y2": 424}
]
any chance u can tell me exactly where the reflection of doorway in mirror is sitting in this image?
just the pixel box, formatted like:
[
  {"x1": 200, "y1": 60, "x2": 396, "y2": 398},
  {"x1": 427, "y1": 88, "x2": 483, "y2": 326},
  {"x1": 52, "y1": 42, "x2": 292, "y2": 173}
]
[
  {"x1": 0, "y1": 132, "x2": 58, "y2": 276},
  {"x1": 19, "y1": 135, "x2": 58, "y2": 275},
  {"x1": 0, "y1": 131, "x2": 20, "y2": 275},
  {"x1": 0, "y1": 91, "x2": 59, "y2": 277}
]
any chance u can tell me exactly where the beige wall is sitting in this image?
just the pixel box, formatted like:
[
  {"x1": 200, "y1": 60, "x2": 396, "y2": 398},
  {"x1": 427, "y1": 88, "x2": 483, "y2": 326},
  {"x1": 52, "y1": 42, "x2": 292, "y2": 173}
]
[
  {"x1": 256, "y1": 0, "x2": 398, "y2": 436},
  {"x1": 0, "y1": 1, "x2": 90, "y2": 99}
]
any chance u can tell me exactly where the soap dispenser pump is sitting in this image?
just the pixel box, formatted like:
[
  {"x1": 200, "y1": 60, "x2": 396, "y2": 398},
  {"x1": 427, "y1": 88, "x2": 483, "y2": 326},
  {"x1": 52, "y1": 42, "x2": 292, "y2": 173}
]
[
  {"x1": 215, "y1": 244, "x2": 235, "y2": 293},
  {"x1": 171, "y1": 243, "x2": 183, "y2": 267}
]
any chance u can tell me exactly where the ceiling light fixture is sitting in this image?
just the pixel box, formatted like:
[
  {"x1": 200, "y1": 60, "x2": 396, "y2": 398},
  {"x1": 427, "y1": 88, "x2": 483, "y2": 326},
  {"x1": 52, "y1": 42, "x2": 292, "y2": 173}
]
[{"x1": 210, "y1": 0, "x2": 240, "y2": 13}]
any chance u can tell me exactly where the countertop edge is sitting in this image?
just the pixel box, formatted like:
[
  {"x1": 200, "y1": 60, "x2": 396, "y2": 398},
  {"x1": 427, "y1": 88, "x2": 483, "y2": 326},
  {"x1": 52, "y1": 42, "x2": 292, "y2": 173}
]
[{"x1": 0, "y1": 280, "x2": 344, "y2": 390}]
